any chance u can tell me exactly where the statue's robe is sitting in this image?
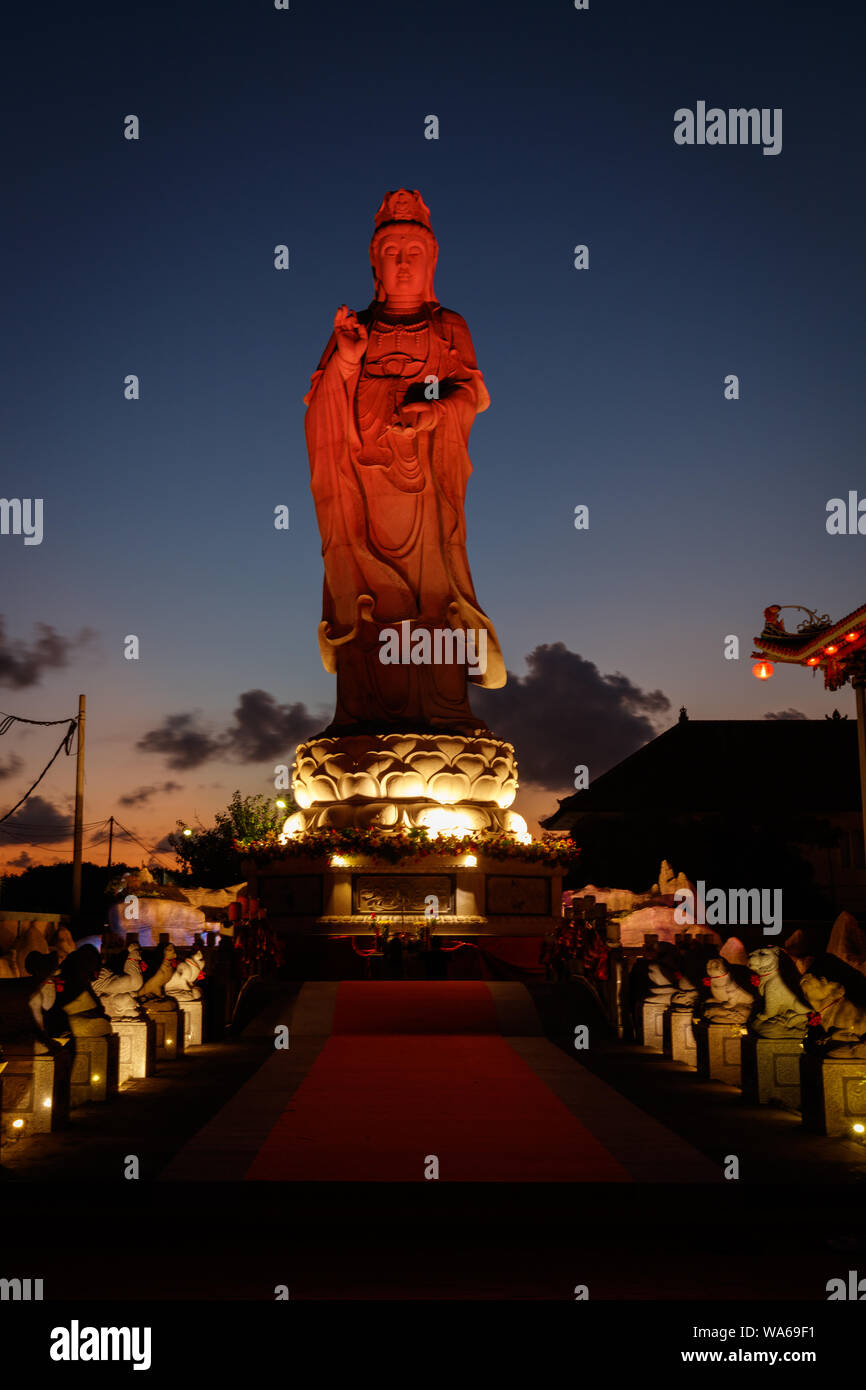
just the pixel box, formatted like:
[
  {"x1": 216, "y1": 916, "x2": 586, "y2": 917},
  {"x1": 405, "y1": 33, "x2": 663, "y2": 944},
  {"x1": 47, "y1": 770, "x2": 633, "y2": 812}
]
[{"x1": 304, "y1": 300, "x2": 505, "y2": 732}]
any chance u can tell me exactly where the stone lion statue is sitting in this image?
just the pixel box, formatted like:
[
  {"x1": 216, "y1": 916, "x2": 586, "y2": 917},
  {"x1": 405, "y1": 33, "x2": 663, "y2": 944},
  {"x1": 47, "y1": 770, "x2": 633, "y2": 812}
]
[
  {"x1": 748, "y1": 947, "x2": 810, "y2": 1039},
  {"x1": 701, "y1": 957, "x2": 754, "y2": 1026},
  {"x1": 800, "y1": 972, "x2": 866, "y2": 1058}
]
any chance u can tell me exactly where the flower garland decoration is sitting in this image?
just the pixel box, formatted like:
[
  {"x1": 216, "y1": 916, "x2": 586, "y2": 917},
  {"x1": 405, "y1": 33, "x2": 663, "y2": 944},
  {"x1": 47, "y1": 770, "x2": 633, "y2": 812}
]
[{"x1": 234, "y1": 825, "x2": 580, "y2": 867}]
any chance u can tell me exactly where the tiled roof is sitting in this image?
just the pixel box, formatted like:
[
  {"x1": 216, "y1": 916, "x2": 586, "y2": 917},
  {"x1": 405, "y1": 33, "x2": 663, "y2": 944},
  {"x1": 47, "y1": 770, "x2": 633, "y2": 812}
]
[{"x1": 542, "y1": 719, "x2": 860, "y2": 827}]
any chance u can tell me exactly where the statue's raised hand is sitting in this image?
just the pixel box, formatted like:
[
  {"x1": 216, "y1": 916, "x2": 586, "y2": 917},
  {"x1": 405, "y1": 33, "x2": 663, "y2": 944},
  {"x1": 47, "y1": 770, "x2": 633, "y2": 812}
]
[{"x1": 333, "y1": 304, "x2": 367, "y2": 365}]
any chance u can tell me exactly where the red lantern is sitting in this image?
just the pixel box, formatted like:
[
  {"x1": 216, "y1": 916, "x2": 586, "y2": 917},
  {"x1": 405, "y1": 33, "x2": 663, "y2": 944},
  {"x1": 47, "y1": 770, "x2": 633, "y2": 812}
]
[
  {"x1": 806, "y1": 656, "x2": 820, "y2": 666},
  {"x1": 824, "y1": 644, "x2": 838, "y2": 656},
  {"x1": 752, "y1": 661, "x2": 773, "y2": 680}
]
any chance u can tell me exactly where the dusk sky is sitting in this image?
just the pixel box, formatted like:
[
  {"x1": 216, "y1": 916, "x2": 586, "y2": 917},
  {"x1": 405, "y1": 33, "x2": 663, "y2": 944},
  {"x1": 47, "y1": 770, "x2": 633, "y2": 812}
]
[{"x1": 3, "y1": 0, "x2": 864, "y2": 871}]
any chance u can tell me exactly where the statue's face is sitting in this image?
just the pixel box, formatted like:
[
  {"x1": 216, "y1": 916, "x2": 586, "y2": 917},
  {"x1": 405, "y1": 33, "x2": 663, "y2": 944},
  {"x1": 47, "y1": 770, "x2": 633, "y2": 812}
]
[{"x1": 373, "y1": 225, "x2": 432, "y2": 304}]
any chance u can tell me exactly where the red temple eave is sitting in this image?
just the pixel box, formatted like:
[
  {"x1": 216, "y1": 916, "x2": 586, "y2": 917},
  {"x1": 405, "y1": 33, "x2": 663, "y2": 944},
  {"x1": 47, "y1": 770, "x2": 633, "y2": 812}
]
[{"x1": 752, "y1": 601, "x2": 866, "y2": 689}]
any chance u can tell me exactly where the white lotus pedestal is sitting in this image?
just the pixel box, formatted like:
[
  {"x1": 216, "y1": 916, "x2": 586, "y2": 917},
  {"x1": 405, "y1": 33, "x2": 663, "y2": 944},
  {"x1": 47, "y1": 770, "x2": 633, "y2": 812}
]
[
  {"x1": 800, "y1": 1052, "x2": 866, "y2": 1137},
  {"x1": 248, "y1": 730, "x2": 563, "y2": 951},
  {"x1": 641, "y1": 1000, "x2": 667, "y2": 1052},
  {"x1": 695, "y1": 1020, "x2": 744, "y2": 1087},
  {"x1": 111, "y1": 1019, "x2": 154, "y2": 1086},
  {"x1": 740, "y1": 1034, "x2": 803, "y2": 1111},
  {"x1": 666, "y1": 1011, "x2": 698, "y2": 1066}
]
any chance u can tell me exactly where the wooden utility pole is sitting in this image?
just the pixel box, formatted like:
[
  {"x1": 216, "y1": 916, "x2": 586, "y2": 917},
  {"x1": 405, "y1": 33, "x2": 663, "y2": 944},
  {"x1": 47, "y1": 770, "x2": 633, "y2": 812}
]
[
  {"x1": 107, "y1": 814, "x2": 114, "y2": 873},
  {"x1": 71, "y1": 694, "x2": 85, "y2": 918},
  {"x1": 855, "y1": 678, "x2": 866, "y2": 867}
]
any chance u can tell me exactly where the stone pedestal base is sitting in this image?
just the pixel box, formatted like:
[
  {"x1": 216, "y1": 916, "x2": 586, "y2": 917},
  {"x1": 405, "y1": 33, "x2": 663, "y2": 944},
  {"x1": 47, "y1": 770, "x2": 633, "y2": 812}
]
[
  {"x1": 800, "y1": 1053, "x2": 866, "y2": 1136},
  {"x1": 70, "y1": 1030, "x2": 119, "y2": 1105},
  {"x1": 140, "y1": 999, "x2": 182, "y2": 1059},
  {"x1": 641, "y1": 999, "x2": 668, "y2": 1052},
  {"x1": 175, "y1": 998, "x2": 203, "y2": 1047},
  {"x1": 245, "y1": 850, "x2": 563, "y2": 943},
  {"x1": 696, "y1": 1022, "x2": 744, "y2": 1087},
  {"x1": 0, "y1": 1043, "x2": 70, "y2": 1135},
  {"x1": 111, "y1": 1018, "x2": 153, "y2": 1085},
  {"x1": 667, "y1": 1010, "x2": 698, "y2": 1067},
  {"x1": 741, "y1": 1035, "x2": 802, "y2": 1110}
]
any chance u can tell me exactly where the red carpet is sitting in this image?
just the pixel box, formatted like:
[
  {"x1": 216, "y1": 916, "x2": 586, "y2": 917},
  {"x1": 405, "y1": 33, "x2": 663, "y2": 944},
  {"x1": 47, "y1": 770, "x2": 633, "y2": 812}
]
[{"x1": 245, "y1": 983, "x2": 631, "y2": 1182}]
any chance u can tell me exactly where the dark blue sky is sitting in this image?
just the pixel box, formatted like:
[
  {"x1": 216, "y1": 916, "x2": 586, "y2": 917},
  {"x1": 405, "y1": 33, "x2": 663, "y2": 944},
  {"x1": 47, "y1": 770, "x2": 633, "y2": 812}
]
[{"x1": 3, "y1": 0, "x2": 865, "y2": 861}]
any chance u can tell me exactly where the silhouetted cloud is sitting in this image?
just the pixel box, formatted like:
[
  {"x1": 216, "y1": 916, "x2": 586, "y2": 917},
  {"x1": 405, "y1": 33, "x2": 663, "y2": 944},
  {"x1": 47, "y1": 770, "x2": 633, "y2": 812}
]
[
  {"x1": 0, "y1": 795, "x2": 73, "y2": 842},
  {"x1": 764, "y1": 708, "x2": 808, "y2": 720},
  {"x1": 153, "y1": 835, "x2": 176, "y2": 852},
  {"x1": 8, "y1": 850, "x2": 33, "y2": 869},
  {"x1": 471, "y1": 642, "x2": 671, "y2": 791},
  {"x1": 138, "y1": 691, "x2": 323, "y2": 769},
  {"x1": 224, "y1": 689, "x2": 322, "y2": 761},
  {"x1": 0, "y1": 753, "x2": 23, "y2": 781},
  {"x1": 136, "y1": 713, "x2": 226, "y2": 770},
  {"x1": 119, "y1": 780, "x2": 183, "y2": 807},
  {"x1": 0, "y1": 617, "x2": 95, "y2": 688}
]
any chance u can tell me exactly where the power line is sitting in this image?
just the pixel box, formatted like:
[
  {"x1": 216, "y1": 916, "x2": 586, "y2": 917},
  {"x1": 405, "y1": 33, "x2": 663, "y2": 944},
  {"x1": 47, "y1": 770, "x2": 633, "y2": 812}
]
[
  {"x1": 0, "y1": 721, "x2": 77, "y2": 824},
  {"x1": 0, "y1": 711, "x2": 76, "y2": 735},
  {"x1": 111, "y1": 816, "x2": 174, "y2": 868}
]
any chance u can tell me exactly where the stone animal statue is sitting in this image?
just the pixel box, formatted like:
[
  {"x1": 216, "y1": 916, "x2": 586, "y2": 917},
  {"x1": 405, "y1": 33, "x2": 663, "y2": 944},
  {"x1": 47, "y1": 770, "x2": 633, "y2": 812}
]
[
  {"x1": 165, "y1": 950, "x2": 205, "y2": 1001},
  {"x1": 59, "y1": 946, "x2": 111, "y2": 1038},
  {"x1": 137, "y1": 943, "x2": 178, "y2": 1000},
  {"x1": 670, "y1": 974, "x2": 700, "y2": 1011},
  {"x1": 800, "y1": 972, "x2": 866, "y2": 1059},
  {"x1": 826, "y1": 911, "x2": 866, "y2": 977},
  {"x1": 702, "y1": 957, "x2": 754, "y2": 1025},
  {"x1": 92, "y1": 943, "x2": 144, "y2": 1020},
  {"x1": 645, "y1": 961, "x2": 677, "y2": 1004},
  {"x1": 748, "y1": 947, "x2": 810, "y2": 1039}
]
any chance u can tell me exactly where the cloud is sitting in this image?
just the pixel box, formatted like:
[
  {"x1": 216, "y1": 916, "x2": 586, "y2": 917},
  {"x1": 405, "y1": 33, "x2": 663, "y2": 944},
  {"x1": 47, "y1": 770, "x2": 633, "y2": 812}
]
[
  {"x1": 0, "y1": 795, "x2": 74, "y2": 842},
  {"x1": 118, "y1": 780, "x2": 183, "y2": 807},
  {"x1": 8, "y1": 850, "x2": 33, "y2": 868},
  {"x1": 153, "y1": 835, "x2": 176, "y2": 852},
  {"x1": 0, "y1": 617, "x2": 95, "y2": 689},
  {"x1": 137, "y1": 692, "x2": 323, "y2": 769},
  {"x1": 0, "y1": 753, "x2": 23, "y2": 781},
  {"x1": 471, "y1": 642, "x2": 671, "y2": 791},
  {"x1": 224, "y1": 689, "x2": 322, "y2": 761},
  {"x1": 136, "y1": 713, "x2": 226, "y2": 770},
  {"x1": 764, "y1": 708, "x2": 808, "y2": 720}
]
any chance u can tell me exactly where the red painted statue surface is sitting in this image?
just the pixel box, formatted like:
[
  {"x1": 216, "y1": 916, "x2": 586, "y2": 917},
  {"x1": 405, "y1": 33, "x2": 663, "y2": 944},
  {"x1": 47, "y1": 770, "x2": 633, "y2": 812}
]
[{"x1": 304, "y1": 190, "x2": 505, "y2": 735}]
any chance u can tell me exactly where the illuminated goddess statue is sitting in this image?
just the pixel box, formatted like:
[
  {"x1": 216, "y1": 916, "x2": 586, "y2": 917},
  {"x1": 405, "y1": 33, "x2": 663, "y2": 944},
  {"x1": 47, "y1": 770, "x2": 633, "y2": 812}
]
[{"x1": 304, "y1": 189, "x2": 505, "y2": 734}]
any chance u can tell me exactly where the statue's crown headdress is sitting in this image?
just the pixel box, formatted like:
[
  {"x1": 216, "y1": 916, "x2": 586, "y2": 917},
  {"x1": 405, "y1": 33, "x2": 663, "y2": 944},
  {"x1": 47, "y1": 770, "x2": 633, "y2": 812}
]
[{"x1": 373, "y1": 189, "x2": 433, "y2": 232}]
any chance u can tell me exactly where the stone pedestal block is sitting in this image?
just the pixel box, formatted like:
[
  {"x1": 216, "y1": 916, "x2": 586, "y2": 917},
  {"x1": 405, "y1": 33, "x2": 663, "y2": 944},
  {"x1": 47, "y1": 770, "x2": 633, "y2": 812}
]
[
  {"x1": 176, "y1": 998, "x2": 203, "y2": 1047},
  {"x1": 741, "y1": 1035, "x2": 802, "y2": 1111},
  {"x1": 69, "y1": 1031, "x2": 119, "y2": 1105},
  {"x1": 667, "y1": 1011, "x2": 698, "y2": 1067},
  {"x1": 800, "y1": 1053, "x2": 866, "y2": 1137},
  {"x1": 696, "y1": 1022, "x2": 743, "y2": 1087},
  {"x1": 141, "y1": 999, "x2": 182, "y2": 1059},
  {"x1": 641, "y1": 999, "x2": 668, "y2": 1052},
  {"x1": 111, "y1": 1018, "x2": 153, "y2": 1085},
  {"x1": 1, "y1": 1043, "x2": 71, "y2": 1134}
]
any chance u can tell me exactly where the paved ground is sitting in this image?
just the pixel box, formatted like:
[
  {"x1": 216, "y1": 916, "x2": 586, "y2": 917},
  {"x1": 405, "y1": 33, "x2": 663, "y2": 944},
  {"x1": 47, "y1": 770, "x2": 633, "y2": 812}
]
[{"x1": 4, "y1": 978, "x2": 866, "y2": 1299}]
